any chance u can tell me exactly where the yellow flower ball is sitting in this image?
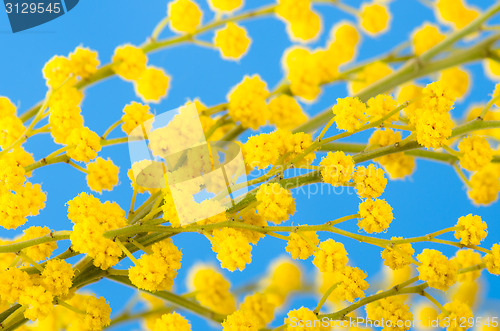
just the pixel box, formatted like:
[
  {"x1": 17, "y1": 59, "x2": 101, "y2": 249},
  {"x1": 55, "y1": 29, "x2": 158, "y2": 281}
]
[
  {"x1": 412, "y1": 23, "x2": 445, "y2": 56},
  {"x1": 319, "y1": 151, "x2": 355, "y2": 186},
  {"x1": 483, "y1": 243, "x2": 500, "y2": 275},
  {"x1": 112, "y1": 44, "x2": 148, "y2": 81},
  {"x1": 134, "y1": 66, "x2": 171, "y2": 103},
  {"x1": 359, "y1": 2, "x2": 391, "y2": 35},
  {"x1": 168, "y1": 0, "x2": 203, "y2": 34},
  {"x1": 214, "y1": 22, "x2": 251, "y2": 60},
  {"x1": 357, "y1": 198, "x2": 393, "y2": 233},
  {"x1": 458, "y1": 135, "x2": 493, "y2": 171},
  {"x1": 121, "y1": 101, "x2": 154, "y2": 135},
  {"x1": 86, "y1": 157, "x2": 120, "y2": 193},
  {"x1": 153, "y1": 312, "x2": 191, "y2": 331},
  {"x1": 208, "y1": 0, "x2": 242, "y2": 13},
  {"x1": 381, "y1": 237, "x2": 415, "y2": 270},
  {"x1": 227, "y1": 74, "x2": 269, "y2": 129},
  {"x1": 332, "y1": 97, "x2": 367, "y2": 132},
  {"x1": 0, "y1": 96, "x2": 17, "y2": 118},
  {"x1": 417, "y1": 249, "x2": 458, "y2": 291},
  {"x1": 69, "y1": 46, "x2": 100, "y2": 79},
  {"x1": 312, "y1": 239, "x2": 348, "y2": 272},
  {"x1": 353, "y1": 164, "x2": 387, "y2": 199},
  {"x1": 66, "y1": 127, "x2": 102, "y2": 163}
]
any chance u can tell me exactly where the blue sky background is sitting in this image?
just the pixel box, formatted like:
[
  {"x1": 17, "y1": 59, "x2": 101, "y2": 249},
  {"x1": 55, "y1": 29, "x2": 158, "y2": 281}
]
[{"x1": 1, "y1": 0, "x2": 500, "y2": 330}]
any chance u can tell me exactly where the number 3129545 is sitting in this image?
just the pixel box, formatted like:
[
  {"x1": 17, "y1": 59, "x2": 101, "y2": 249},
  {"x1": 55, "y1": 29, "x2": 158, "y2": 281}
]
[{"x1": 5, "y1": 2, "x2": 61, "y2": 14}]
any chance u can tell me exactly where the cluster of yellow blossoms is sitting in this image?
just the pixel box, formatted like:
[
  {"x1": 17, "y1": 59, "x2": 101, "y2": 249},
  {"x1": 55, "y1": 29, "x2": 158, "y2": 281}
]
[{"x1": 2, "y1": 0, "x2": 500, "y2": 330}]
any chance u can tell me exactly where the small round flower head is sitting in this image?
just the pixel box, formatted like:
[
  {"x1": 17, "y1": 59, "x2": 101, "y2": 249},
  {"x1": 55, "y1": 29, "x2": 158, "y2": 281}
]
[
  {"x1": 358, "y1": 198, "x2": 393, "y2": 234},
  {"x1": 359, "y1": 2, "x2": 391, "y2": 35},
  {"x1": 454, "y1": 214, "x2": 487, "y2": 246},
  {"x1": 67, "y1": 191, "x2": 102, "y2": 223},
  {"x1": 222, "y1": 309, "x2": 260, "y2": 331},
  {"x1": 239, "y1": 293, "x2": 275, "y2": 328},
  {"x1": 188, "y1": 265, "x2": 236, "y2": 314},
  {"x1": 327, "y1": 21, "x2": 360, "y2": 64},
  {"x1": 439, "y1": 67, "x2": 470, "y2": 100},
  {"x1": 264, "y1": 259, "x2": 302, "y2": 306},
  {"x1": 19, "y1": 285, "x2": 54, "y2": 321},
  {"x1": 66, "y1": 127, "x2": 102, "y2": 162},
  {"x1": 282, "y1": 46, "x2": 323, "y2": 101},
  {"x1": 0, "y1": 268, "x2": 33, "y2": 303},
  {"x1": 397, "y1": 83, "x2": 424, "y2": 124},
  {"x1": 0, "y1": 158, "x2": 26, "y2": 191},
  {"x1": 319, "y1": 151, "x2": 355, "y2": 187},
  {"x1": 134, "y1": 66, "x2": 171, "y2": 103},
  {"x1": 353, "y1": 164, "x2": 387, "y2": 199},
  {"x1": 451, "y1": 280, "x2": 478, "y2": 308},
  {"x1": 3, "y1": 147, "x2": 35, "y2": 176},
  {"x1": 168, "y1": 0, "x2": 203, "y2": 34},
  {"x1": 312, "y1": 239, "x2": 348, "y2": 272},
  {"x1": 285, "y1": 230, "x2": 319, "y2": 260},
  {"x1": 129, "y1": 239, "x2": 183, "y2": 291},
  {"x1": 366, "y1": 296, "x2": 413, "y2": 330},
  {"x1": 69, "y1": 46, "x2": 100, "y2": 79},
  {"x1": 467, "y1": 164, "x2": 500, "y2": 205},
  {"x1": 240, "y1": 210, "x2": 267, "y2": 245},
  {"x1": 415, "y1": 110, "x2": 454, "y2": 149},
  {"x1": 20, "y1": 226, "x2": 57, "y2": 262},
  {"x1": 214, "y1": 22, "x2": 251, "y2": 60},
  {"x1": 333, "y1": 266, "x2": 369, "y2": 302},
  {"x1": 414, "y1": 303, "x2": 439, "y2": 329},
  {"x1": 452, "y1": 249, "x2": 482, "y2": 282},
  {"x1": 350, "y1": 61, "x2": 393, "y2": 95},
  {"x1": 70, "y1": 222, "x2": 123, "y2": 270},
  {"x1": 48, "y1": 85, "x2": 84, "y2": 108},
  {"x1": 435, "y1": 0, "x2": 479, "y2": 30},
  {"x1": 381, "y1": 237, "x2": 415, "y2": 270},
  {"x1": 438, "y1": 300, "x2": 473, "y2": 331},
  {"x1": 242, "y1": 133, "x2": 279, "y2": 169},
  {"x1": 0, "y1": 190, "x2": 29, "y2": 229},
  {"x1": 42, "y1": 259, "x2": 74, "y2": 296},
  {"x1": 112, "y1": 44, "x2": 148, "y2": 81},
  {"x1": 121, "y1": 102, "x2": 154, "y2": 135},
  {"x1": 422, "y1": 81, "x2": 455, "y2": 113},
  {"x1": 208, "y1": 0, "x2": 242, "y2": 12},
  {"x1": 285, "y1": 307, "x2": 320, "y2": 331},
  {"x1": 412, "y1": 23, "x2": 445, "y2": 56},
  {"x1": 483, "y1": 243, "x2": 500, "y2": 275},
  {"x1": 152, "y1": 239, "x2": 183, "y2": 266},
  {"x1": 86, "y1": 157, "x2": 119, "y2": 193},
  {"x1": 417, "y1": 249, "x2": 458, "y2": 291},
  {"x1": 49, "y1": 103, "x2": 84, "y2": 144},
  {"x1": 227, "y1": 75, "x2": 270, "y2": 129},
  {"x1": 0, "y1": 96, "x2": 16, "y2": 118},
  {"x1": 81, "y1": 295, "x2": 112, "y2": 330},
  {"x1": 332, "y1": 97, "x2": 367, "y2": 132},
  {"x1": 268, "y1": 95, "x2": 307, "y2": 130},
  {"x1": 458, "y1": 136, "x2": 493, "y2": 171},
  {"x1": 366, "y1": 94, "x2": 398, "y2": 123},
  {"x1": 286, "y1": 8, "x2": 322, "y2": 43},
  {"x1": 129, "y1": 255, "x2": 174, "y2": 291},
  {"x1": 255, "y1": 183, "x2": 295, "y2": 224},
  {"x1": 210, "y1": 227, "x2": 252, "y2": 271},
  {"x1": 42, "y1": 55, "x2": 74, "y2": 88},
  {"x1": 0, "y1": 115, "x2": 25, "y2": 149},
  {"x1": 381, "y1": 153, "x2": 415, "y2": 179},
  {"x1": 154, "y1": 312, "x2": 191, "y2": 331}
]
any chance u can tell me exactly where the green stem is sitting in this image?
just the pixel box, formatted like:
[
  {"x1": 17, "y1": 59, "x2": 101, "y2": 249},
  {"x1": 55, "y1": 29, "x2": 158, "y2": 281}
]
[
  {"x1": 107, "y1": 275, "x2": 226, "y2": 323},
  {"x1": 0, "y1": 231, "x2": 71, "y2": 253}
]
